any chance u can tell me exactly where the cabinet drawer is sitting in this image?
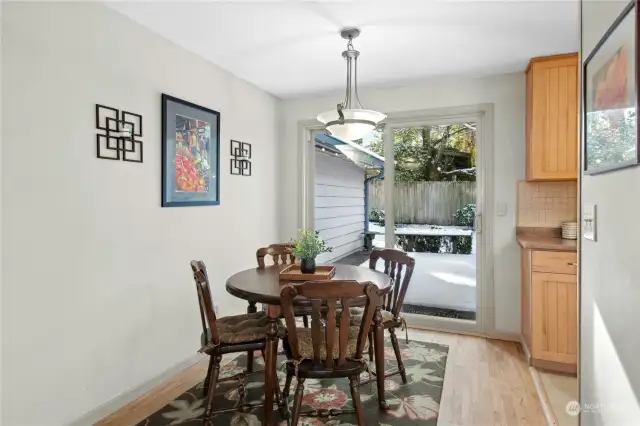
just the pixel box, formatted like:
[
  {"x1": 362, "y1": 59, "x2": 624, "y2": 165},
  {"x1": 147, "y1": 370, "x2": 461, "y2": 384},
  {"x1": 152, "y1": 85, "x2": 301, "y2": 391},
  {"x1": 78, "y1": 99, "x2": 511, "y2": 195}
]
[{"x1": 531, "y1": 250, "x2": 577, "y2": 274}]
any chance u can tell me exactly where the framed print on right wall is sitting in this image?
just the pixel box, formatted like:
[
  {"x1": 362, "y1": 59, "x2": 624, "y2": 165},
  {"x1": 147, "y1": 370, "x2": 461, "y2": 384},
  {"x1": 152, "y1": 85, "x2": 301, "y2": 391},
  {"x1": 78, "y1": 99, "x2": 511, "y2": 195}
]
[{"x1": 583, "y1": 0, "x2": 639, "y2": 175}]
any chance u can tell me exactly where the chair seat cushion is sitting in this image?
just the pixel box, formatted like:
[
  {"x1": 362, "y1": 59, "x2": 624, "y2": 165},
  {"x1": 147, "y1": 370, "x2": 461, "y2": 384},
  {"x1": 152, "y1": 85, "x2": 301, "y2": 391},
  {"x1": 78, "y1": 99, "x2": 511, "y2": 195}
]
[
  {"x1": 200, "y1": 311, "x2": 285, "y2": 351},
  {"x1": 348, "y1": 307, "x2": 395, "y2": 325},
  {"x1": 293, "y1": 326, "x2": 368, "y2": 360}
]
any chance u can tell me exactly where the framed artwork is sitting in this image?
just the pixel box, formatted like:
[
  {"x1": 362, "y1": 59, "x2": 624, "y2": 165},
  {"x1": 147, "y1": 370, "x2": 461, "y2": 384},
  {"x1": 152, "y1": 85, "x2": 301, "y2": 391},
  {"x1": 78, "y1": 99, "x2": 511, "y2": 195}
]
[
  {"x1": 161, "y1": 94, "x2": 220, "y2": 207},
  {"x1": 583, "y1": 0, "x2": 638, "y2": 175}
]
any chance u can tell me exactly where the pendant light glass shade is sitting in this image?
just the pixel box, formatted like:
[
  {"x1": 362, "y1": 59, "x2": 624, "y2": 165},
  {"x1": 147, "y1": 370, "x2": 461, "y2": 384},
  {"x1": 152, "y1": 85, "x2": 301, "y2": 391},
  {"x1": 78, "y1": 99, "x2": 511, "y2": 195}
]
[
  {"x1": 317, "y1": 28, "x2": 385, "y2": 141},
  {"x1": 317, "y1": 108, "x2": 386, "y2": 141}
]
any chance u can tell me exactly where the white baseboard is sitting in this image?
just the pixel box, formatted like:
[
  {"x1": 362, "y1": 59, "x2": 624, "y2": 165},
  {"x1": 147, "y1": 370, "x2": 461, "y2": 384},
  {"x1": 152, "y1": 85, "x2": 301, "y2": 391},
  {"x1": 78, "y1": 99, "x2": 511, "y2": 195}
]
[{"x1": 68, "y1": 353, "x2": 205, "y2": 426}]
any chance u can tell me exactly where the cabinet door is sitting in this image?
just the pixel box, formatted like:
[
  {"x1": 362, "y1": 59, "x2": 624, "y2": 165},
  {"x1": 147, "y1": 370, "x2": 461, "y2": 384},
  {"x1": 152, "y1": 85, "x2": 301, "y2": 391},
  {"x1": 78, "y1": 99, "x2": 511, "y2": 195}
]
[
  {"x1": 528, "y1": 55, "x2": 578, "y2": 181},
  {"x1": 531, "y1": 272, "x2": 577, "y2": 364}
]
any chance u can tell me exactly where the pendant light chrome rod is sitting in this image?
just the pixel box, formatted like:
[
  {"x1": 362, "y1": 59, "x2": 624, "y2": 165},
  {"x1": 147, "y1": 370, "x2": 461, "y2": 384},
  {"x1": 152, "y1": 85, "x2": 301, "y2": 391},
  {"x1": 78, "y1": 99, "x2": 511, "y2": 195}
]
[
  {"x1": 353, "y1": 55, "x2": 363, "y2": 109},
  {"x1": 344, "y1": 52, "x2": 352, "y2": 108},
  {"x1": 316, "y1": 28, "x2": 386, "y2": 141}
]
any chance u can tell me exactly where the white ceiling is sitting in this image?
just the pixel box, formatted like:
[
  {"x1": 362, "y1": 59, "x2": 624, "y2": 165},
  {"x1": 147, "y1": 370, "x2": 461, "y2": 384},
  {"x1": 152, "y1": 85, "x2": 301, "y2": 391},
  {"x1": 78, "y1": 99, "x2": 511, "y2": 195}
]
[{"x1": 107, "y1": 0, "x2": 579, "y2": 99}]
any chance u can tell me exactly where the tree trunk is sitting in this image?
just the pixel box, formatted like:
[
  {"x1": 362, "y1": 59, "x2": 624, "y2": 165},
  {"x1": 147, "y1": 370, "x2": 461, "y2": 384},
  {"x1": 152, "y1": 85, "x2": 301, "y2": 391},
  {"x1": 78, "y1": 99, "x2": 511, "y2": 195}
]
[
  {"x1": 421, "y1": 126, "x2": 432, "y2": 180},
  {"x1": 429, "y1": 125, "x2": 451, "y2": 180}
]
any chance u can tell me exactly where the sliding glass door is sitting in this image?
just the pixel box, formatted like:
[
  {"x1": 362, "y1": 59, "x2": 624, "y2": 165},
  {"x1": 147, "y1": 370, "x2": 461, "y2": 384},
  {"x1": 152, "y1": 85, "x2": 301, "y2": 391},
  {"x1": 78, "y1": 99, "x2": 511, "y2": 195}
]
[{"x1": 379, "y1": 117, "x2": 485, "y2": 334}]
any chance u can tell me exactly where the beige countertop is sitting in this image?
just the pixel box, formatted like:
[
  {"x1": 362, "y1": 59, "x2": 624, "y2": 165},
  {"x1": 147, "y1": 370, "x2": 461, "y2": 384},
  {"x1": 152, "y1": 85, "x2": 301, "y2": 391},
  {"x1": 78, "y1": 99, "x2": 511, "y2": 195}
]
[{"x1": 516, "y1": 234, "x2": 577, "y2": 251}]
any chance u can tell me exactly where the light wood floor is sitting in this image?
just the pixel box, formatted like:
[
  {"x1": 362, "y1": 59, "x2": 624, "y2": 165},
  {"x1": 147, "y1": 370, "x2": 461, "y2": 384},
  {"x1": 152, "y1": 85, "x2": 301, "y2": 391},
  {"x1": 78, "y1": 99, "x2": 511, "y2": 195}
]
[{"x1": 96, "y1": 329, "x2": 546, "y2": 426}]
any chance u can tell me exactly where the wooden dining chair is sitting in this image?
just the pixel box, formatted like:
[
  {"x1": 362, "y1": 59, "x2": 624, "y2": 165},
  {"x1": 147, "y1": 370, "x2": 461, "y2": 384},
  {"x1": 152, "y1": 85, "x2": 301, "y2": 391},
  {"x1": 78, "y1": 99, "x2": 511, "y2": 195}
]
[
  {"x1": 252, "y1": 243, "x2": 310, "y2": 375},
  {"x1": 190, "y1": 260, "x2": 287, "y2": 425},
  {"x1": 349, "y1": 248, "x2": 415, "y2": 384},
  {"x1": 256, "y1": 243, "x2": 296, "y2": 268},
  {"x1": 256, "y1": 243, "x2": 311, "y2": 330},
  {"x1": 280, "y1": 280, "x2": 381, "y2": 426}
]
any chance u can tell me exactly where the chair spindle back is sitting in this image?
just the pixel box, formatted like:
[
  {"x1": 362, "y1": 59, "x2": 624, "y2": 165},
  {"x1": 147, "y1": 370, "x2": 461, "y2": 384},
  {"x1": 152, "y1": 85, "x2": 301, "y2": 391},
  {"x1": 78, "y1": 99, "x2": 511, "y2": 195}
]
[
  {"x1": 190, "y1": 260, "x2": 220, "y2": 346},
  {"x1": 280, "y1": 280, "x2": 380, "y2": 368},
  {"x1": 256, "y1": 243, "x2": 296, "y2": 268},
  {"x1": 369, "y1": 249, "x2": 415, "y2": 318}
]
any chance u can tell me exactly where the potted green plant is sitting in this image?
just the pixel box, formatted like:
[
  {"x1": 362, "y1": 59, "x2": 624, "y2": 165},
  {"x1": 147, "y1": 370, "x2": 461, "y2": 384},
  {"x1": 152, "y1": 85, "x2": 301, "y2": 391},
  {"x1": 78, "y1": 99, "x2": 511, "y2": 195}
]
[{"x1": 289, "y1": 229, "x2": 332, "y2": 274}]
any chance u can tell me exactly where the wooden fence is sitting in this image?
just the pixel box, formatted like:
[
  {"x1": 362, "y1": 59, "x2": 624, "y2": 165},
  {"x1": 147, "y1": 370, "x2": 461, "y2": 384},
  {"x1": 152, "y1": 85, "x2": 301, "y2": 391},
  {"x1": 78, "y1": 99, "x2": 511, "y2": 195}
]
[{"x1": 367, "y1": 180, "x2": 476, "y2": 225}]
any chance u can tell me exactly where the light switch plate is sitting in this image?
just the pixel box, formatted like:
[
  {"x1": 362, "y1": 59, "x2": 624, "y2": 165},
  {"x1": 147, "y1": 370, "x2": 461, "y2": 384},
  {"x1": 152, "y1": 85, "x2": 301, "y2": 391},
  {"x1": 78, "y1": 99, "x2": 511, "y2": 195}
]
[
  {"x1": 496, "y1": 202, "x2": 508, "y2": 217},
  {"x1": 583, "y1": 204, "x2": 596, "y2": 241}
]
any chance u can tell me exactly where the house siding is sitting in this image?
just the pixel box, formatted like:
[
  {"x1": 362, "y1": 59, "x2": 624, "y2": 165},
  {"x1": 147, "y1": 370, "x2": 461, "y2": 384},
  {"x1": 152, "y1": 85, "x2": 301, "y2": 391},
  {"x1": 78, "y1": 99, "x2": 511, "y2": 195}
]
[{"x1": 314, "y1": 152, "x2": 365, "y2": 263}]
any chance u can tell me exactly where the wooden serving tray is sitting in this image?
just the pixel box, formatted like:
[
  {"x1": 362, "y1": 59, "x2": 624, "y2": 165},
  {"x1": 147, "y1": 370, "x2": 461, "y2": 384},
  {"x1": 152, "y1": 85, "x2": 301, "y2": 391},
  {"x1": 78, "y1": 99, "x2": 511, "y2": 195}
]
[{"x1": 279, "y1": 264, "x2": 336, "y2": 281}]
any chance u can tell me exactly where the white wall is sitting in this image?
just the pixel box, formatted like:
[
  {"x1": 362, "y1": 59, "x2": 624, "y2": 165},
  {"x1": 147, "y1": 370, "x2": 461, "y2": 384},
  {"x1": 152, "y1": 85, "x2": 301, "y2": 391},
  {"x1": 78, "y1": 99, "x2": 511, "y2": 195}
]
[
  {"x1": 314, "y1": 151, "x2": 365, "y2": 263},
  {"x1": 279, "y1": 73, "x2": 526, "y2": 334},
  {"x1": 1, "y1": 3, "x2": 279, "y2": 425},
  {"x1": 580, "y1": 1, "x2": 640, "y2": 424}
]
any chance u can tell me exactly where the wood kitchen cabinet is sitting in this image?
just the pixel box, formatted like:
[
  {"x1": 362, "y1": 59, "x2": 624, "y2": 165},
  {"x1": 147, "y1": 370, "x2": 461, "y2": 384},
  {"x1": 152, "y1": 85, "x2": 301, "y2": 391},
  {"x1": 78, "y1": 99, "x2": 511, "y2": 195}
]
[
  {"x1": 521, "y1": 249, "x2": 577, "y2": 373},
  {"x1": 526, "y1": 53, "x2": 579, "y2": 181},
  {"x1": 531, "y1": 272, "x2": 577, "y2": 366}
]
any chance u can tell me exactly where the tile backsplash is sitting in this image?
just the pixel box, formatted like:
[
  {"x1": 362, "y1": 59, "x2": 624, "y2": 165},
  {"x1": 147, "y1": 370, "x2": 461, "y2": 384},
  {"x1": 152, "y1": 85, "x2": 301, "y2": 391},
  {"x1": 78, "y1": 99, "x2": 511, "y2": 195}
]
[{"x1": 517, "y1": 181, "x2": 577, "y2": 228}]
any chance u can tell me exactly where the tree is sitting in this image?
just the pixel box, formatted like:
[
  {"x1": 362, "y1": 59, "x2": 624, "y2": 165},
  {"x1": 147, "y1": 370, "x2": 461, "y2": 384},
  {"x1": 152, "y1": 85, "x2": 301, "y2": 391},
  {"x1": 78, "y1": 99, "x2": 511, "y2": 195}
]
[{"x1": 366, "y1": 123, "x2": 476, "y2": 182}]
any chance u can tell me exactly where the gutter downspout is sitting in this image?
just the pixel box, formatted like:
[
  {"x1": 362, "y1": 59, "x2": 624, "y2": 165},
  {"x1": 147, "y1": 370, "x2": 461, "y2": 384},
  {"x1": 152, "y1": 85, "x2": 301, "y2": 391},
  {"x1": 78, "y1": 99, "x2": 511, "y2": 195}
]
[{"x1": 364, "y1": 171, "x2": 384, "y2": 232}]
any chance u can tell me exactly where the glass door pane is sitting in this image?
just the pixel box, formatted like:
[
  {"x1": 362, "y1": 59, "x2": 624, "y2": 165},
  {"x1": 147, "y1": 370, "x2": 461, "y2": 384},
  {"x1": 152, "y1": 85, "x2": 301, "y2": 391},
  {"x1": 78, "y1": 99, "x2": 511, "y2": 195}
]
[{"x1": 384, "y1": 123, "x2": 479, "y2": 324}]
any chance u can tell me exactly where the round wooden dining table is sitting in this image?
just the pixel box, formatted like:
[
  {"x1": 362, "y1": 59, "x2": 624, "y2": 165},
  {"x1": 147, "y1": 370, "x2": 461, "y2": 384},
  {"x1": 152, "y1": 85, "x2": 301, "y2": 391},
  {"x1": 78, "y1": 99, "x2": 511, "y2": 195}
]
[{"x1": 226, "y1": 264, "x2": 393, "y2": 425}]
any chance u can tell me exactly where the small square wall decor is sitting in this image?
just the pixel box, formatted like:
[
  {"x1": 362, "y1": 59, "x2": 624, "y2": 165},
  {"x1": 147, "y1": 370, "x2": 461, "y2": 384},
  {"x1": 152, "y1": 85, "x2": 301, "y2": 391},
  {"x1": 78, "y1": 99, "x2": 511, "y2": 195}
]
[
  {"x1": 95, "y1": 104, "x2": 143, "y2": 162},
  {"x1": 161, "y1": 94, "x2": 220, "y2": 207},
  {"x1": 230, "y1": 140, "x2": 251, "y2": 176}
]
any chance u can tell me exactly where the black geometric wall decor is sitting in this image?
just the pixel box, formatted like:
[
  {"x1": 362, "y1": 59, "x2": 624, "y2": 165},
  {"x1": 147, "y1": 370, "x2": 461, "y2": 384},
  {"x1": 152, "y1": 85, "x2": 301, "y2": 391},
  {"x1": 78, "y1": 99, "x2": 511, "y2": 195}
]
[
  {"x1": 230, "y1": 140, "x2": 251, "y2": 176},
  {"x1": 95, "y1": 104, "x2": 143, "y2": 163}
]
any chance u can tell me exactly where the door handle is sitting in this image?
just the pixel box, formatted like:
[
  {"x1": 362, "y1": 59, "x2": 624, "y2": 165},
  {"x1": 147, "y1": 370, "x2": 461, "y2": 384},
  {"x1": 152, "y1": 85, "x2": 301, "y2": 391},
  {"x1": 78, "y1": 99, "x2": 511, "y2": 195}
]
[{"x1": 567, "y1": 262, "x2": 578, "y2": 266}]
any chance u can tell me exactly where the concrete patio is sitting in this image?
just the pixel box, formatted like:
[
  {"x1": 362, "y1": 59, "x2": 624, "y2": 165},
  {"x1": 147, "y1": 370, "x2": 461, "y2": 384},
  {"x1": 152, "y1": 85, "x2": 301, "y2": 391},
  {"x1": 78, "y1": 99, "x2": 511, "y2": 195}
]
[
  {"x1": 361, "y1": 253, "x2": 476, "y2": 312},
  {"x1": 361, "y1": 252, "x2": 476, "y2": 313},
  {"x1": 355, "y1": 224, "x2": 477, "y2": 315}
]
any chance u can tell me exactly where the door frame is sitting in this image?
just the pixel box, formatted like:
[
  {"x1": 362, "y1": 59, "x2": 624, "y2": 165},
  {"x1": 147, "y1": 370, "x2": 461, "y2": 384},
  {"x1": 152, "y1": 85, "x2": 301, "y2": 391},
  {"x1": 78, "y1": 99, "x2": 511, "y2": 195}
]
[{"x1": 298, "y1": 103, "x2": 495, "y2": 336}]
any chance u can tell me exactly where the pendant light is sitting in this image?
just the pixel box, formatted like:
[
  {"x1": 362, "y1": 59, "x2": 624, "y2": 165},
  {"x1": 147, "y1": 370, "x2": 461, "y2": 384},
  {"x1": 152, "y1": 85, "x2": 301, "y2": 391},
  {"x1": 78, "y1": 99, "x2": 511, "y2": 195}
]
[{"x1": 317, "y1": 28, "x2": 386, "y2": 141}]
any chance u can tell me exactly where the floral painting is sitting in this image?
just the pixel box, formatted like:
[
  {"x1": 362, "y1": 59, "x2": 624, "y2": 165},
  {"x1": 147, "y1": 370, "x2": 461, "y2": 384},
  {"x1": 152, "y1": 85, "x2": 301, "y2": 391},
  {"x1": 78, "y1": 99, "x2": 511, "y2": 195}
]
[
  {"x1": 175, "y1": 115, "x2": 210, "y2": 193},
  {"x1": 135, "y1": 338, "x2": 449, "y2": 426},
  {"x1": 162, "y1": 95, "x2": 220, "y2": 207}
]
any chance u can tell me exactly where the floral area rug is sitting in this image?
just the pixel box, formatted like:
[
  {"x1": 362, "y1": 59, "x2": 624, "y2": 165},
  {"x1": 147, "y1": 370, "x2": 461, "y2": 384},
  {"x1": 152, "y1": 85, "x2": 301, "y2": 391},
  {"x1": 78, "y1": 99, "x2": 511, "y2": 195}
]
[{"x1": 137, "y1": 338, "x2": 448, "y2": 426}]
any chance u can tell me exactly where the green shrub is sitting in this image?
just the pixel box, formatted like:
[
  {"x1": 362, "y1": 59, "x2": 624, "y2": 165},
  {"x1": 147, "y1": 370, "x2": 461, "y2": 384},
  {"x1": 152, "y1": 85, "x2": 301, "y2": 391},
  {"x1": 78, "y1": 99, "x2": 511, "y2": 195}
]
[
  {"x1": 453, "y1": 236, "x2": 473, "y2": 254},
  {"x1": 369, "y1": 208, "x2": 385, "y2": 226},
  {"x1": 396, "y1": 235, "x2": 410, "y2": 251},
  {"x1": 453, "y1": 204, "x2": 476, "y2": 227},
  {"x1": 441, "y1": 236, "x2": 453, "y2": 253},
  {"x1": 397, "y1": 235, "x2": 443, "y2": 253},
  {"x1": 397, "y1": 226, "x2": 448, "y2": 253},
  {"x1": 420, "y1": 236, "x2": 442, "y2": 253}
]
